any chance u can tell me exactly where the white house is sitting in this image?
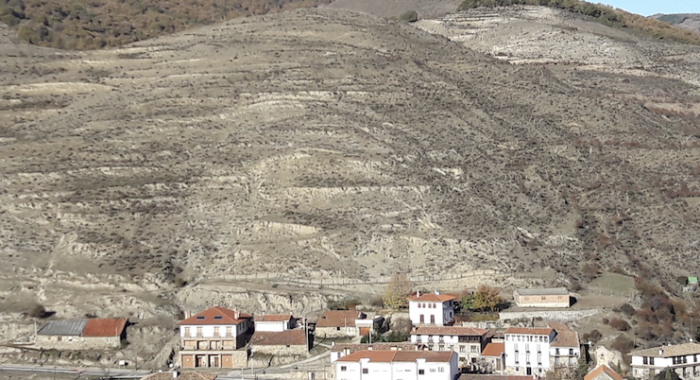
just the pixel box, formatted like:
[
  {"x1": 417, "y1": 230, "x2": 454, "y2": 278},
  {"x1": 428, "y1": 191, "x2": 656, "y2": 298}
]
[
  {"x1": 335, "y1": 350, "x2": 459, "y2": 380},
  {"x1": 254, "y1": 314, "x2": 295, "y2": 332},
  {"x1": 407, "y1": 291, "x2": 457, "y2": 326},
  {"x1": 630, "y1": 343, "x2": 700, "y2": 380},
  {"x1": 504, "y1": 327, "x2": 556, "y2": 376},
  {"x1": 177, "y1": 306, "x2": 253, "y2": 368},
  {"x1": 410, "y1": 326, "x2": 487, "y2": 363},
  {"x1": 330, "y1": 343, "x2": 428, "y2": 363}
]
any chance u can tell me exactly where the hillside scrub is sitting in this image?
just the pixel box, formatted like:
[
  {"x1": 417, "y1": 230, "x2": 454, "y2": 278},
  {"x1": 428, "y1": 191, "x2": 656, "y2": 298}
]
[
  {"x1": 0, "y1": 0, "x2": 332, "y2": 49},
  {"x1": 457, "y1": 0, "x2": 700, "y2": 45}
]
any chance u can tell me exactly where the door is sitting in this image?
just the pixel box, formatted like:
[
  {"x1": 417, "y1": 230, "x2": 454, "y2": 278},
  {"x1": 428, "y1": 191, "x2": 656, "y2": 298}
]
[
  {"x1": 420, "y1": 315, "x2": 424, "y2": 323},
  {"x1": 181, "y1": 354, "x2": 194, "y2": 368},
  {"x1": 430, "y1": 315, "x2": 435, "y2": 324},
  {"x1": 196, "y1": 355, "x2": 207, "y2": 367},
  {"x1": 197, "y1": 327, "x2": 203, "y2": 337},
  {"x1": 527, "y1": 367, "x2": 532, "y2": 375},
  {"x1": 222, "y1": 354, "x2": 233, "y2": 368},
  {"x1": 211, "y1": 356, "x2": 219, "y2": 367}
]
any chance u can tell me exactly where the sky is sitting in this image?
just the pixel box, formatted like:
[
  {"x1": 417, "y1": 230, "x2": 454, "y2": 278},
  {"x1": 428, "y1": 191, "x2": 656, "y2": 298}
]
[{"x1": 596, "y1": 0, "x2": 700, "y2": 16}]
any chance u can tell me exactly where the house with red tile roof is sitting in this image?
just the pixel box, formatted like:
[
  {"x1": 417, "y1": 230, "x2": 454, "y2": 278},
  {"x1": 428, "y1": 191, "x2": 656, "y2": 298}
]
[
  {"x1": 407, "y1": 291, "x2": 457, "y2": 327},
  {"x1": 503, "y1": 326, "x2": 580, "y2": 376},
  {"x1": 36, "y1": 318, "x2": 127, "y2": 350},
  {"x1": 410, "y1": 326, "x2": 488, "y2": 364},
  {"x1": 481, "y1": 342, "x2": 505, "y2": 372},
  {"x1": 250, "y1": 329, "x2": 309, "y2": 364},
  {"x1": 253, "y1": 313, "x2": 295, "y2": 332},
  {"x1": 585, "y1": 365, "x2": 623, "y2": 380},
  {"x1": 177, "y1": 307, "x2": 252, "y2": 369},
  {"x1": 335, "y1": 350, "x2": 459, "y2": 380},
  {"x1": 315, "y1": 310, "x2": 380, "y2": 339}
]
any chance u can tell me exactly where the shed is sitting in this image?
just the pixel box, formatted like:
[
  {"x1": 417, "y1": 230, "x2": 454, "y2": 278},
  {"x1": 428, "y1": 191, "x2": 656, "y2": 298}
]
[{"x1": 37, "y1": 319, "x2": 88, "y2": 336}]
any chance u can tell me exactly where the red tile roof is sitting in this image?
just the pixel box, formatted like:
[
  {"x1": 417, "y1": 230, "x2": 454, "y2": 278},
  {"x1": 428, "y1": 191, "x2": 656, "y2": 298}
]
[
  {"x1": 316, "y1": 310, "x2": 365, "y2": 328},
  {"x1": 330, "y1": 343, "x2": 427, "y2": 353},
  {"x1": 254, "y1": 314, "x2": 293, "y2": 322},
  {"x1": 551, "y1": 331, "x2": 580, "y2": 348},
  {"x1": 336, "y1": 350, "x2": 454, "y2": 363},
  {"x1": 548, "y1": 322, "x2": 570, "y2": 332},
  {"x1": 410, "y1": 326, "x2": 487, "y2": 336},
  {"x1": 459, "y1": 375, "x2": 534, "y2": 380},
  {"x1": 178, "y1": 307, "x2": 252, "y2": 326},
  {"x1": 407, "y1": 293, "x2": 457, "y2": 302},
  {"x1": 584, "y1": 365, "x2": 623, "y2": 380},
  {"x1": 81, "y1": 318, "x2": 127, "y2": 337},
  {"x1": 251, "y1": 330, "x2": 307, "y2": 346},
  {"x1": 505, "y1": 327, "x2": 553, "y2": 335},
  {"x1": 481, "y1": 343, "x2": 505, "y2": 357}
]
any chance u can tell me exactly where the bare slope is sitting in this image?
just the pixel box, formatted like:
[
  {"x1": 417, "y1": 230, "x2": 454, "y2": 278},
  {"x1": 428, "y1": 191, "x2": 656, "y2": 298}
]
[
  {"x1": 1, "y1": 8, "x2": 700, "y2": 336},
  {"x1": 654, "y1": 14, "x2": 700, "y2": 35}
]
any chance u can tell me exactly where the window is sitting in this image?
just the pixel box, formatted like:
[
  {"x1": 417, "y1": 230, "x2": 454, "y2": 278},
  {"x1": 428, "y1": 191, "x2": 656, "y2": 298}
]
[
  {"x1": 214, "y1": 316, "x2": 223, "y2": 320},
  {"x1": 514, "y1": 343, "x2": 518, "y2": 353},
  {"x1": 526, "y1": 353, "x2": 531, "y2": 365},
  {"x1": 644, "y1": 357, "x2": 649, "y2": 364},
  {"x1": 430, "y1": 368, "x2": 437, "y2": 373},
  {"x1": 471, "y1": 346, "x2": 478, "y2": 353},
  {"x1": 555, "y1": 348, "x2": 560, "y2": 356},
  {"x1": 439, "y1": 367, "x2": 445, "y2": 372},
  {"x1": 336, "y1": 327, "x2": 341, "y2": 331},
  {"x1": 341, "y1": 366, "x2": 347, "y2": 372},
  {"x1": 542, "y1": 296, "x2": 546, "y2": 300},
  {"x1": 196, "y1": 316, "x2": 205, "y2": 320},
  {"x1": 419, "y1": 369, "x2": 425, "y2": 375},
  {"x1": 569, "y1": 349, "x2": 574, "y2": 355},
  {"x1": 460, "y1": 345, "x2": 466, "y2": 353},
  {"x1": 650, "y1": 357, "x2": 654, "y2": 365},
  {"x1": 362, "y1": 369, "x2": 368, "y2": 374}
]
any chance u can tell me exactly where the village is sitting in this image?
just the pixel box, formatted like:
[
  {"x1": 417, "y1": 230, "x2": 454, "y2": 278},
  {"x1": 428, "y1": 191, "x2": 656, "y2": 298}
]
[{"x1": 4, "y1": 283, "x2": 699, "y2": 380}]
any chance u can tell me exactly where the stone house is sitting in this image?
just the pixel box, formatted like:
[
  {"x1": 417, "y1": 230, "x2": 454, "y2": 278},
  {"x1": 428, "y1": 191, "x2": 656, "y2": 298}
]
[
  {"x1": 584, "y1": 365, "x2": 623, "y2": 380},
  {"x1": 409, "y1": 326, "x2": 488, "y2": 364},
  {"x1": 407, "y1": 291, "x2": 456, "y2": 326},
  {"x1": 480, "y1": 342, "x2": 505, "y2": 372},
  {"x1": 178, "y1": 306, "x2": 252, "y2": 369},
  {"x1": 36, "y1": 318, "x2": 127, "y2": 350},
  {"x1": 513, "y1": 288, "x2": 570, "y2": 308},
  {"x1": 630, "y1": 342, "x2": 700, "y2": 380},
  {"x1": 250, "y1": 329, "x2": 309, "y2": 360},
  {"x1": 315, "y1": 310, "x2": 377, "y2": 338},
  {"x1": 335, "y1": 350, "x2": 459, "y2": 380},
  {"x1": 330, "y1": 343, "x2": 429, "y2": 362},
  {"x1": 550, "y1": 330, "x2": 580, "y2": 368}
]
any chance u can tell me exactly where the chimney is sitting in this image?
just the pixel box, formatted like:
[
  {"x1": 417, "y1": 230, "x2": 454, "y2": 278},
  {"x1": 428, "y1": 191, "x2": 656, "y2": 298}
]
[
  {"x1": 659, "y1": 349, "x2": 664, "y2": 356},
  {"x1": 234, "y1": 310, "x2": 240, "y2": 319},
  {"x1": 184, "y1": 310, "x2": 191, "y2": 319},
  {"x1": 417, "y1": 290, "x2": 420, "y2": 298},
  {"x1": 434, "y1": 289, "x2": 440, "y2": 295},
  {"x1": 172, "y1": 371, "x2": 178, "y2": 379}
]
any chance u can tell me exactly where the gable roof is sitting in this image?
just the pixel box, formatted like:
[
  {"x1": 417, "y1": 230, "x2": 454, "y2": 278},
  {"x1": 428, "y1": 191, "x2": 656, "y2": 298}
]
[
  {"x1": 331, "y1": 343, "x2": 426, "y2": 353},
  {"x1": 631, "y1": 343, "x2": 700, "y2": 358},
  {"x1": 37, "y1": 319, "x2": 88, "y2": 336},
  {"x1": 251, "y1": 330, "x2": 307, "y2": 346},
  {"x1": 316, "y1": 310, "x2": 365, "y2": 328},
  {"x1": 336, "y1": 350, "x2": 454, "y2": 363},
  {"x1": 410, "y1": 326, "x2": 487, "y2": 337},
  {"x1": 481, "y1": 342, "x2": 505, "y2": 357},
  {"x1": 551, "y1": 331, "x2": 580, "y2": 348},
  {"x1": 505, "y1": 327, "x2": 553, "y2": 335},
  {"x1": 515, "y1": 288, "x2": 569, "y2": 296},
  {"x1": 407, "y1": 293, "x2": 457, "y2": 302},
  {"x1": 82, "y1": 318, "x2": 127, "y2": 337},
  {"x1": 584, "y1": 365, "x2": 623, "y2": 380},
  {"x1": 254, "y1": 314, "x2": 293, "y2": 322},
  {"x1": 178, "y1": 307, "x2": 251, "y2": 326}
]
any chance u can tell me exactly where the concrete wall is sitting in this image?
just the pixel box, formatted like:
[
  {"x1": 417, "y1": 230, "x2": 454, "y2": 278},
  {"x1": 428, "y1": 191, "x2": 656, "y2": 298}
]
[
  {"x1": 499, "y1": 309, "x2": 599, "y2": 322},
  {"x1": 514, "y1": 293, "x2": 570, "y2": 308}
]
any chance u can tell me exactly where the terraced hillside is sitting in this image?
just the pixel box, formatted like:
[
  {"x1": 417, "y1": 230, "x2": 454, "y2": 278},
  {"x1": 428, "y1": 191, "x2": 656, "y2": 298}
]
[{"x1": 1, "y1": 6, "x2": 700, "y2": 359}]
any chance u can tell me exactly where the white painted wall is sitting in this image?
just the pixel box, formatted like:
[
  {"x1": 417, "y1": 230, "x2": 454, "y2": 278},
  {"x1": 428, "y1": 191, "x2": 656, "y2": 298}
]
[
  {"x1": 334, "y1": 354, "x2": 458, "y2": 380},
  {"x1": 504, "y1": 331, "x2": 555, "y2": 373},
  {"x1": 408, "y1": 301, "x2": 454, "y2": 326},
  {"x1": 254, "y1": 320, "x2": 288, "y2": 332},
  {"x1": 180, "y1": 322, "x2": 251, "y2": 338}
]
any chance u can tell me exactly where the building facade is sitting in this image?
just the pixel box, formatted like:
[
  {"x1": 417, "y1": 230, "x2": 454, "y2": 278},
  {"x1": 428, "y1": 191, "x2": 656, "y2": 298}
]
[
  {"x1": 177, "y1": 306, "x2": 252, "y2": 368},
  {"x1": 550, "y1": 330, "x2": 580, "y2": 368},
  {"x1": 504, "y1": 327, "x2": 556, "y2": 376},
  {"x1": 630, "y1": 343, "x2": 700, "y2": 380},
  {"x1": 409, "y1": 326, "x2": 487, "y2": 363},
  {"x1": 253, "y1": 314, "x2": 295, "y2": 332},
  {"x1": 407, "y1": 291, "x2": 457, "y2": 327},
  {"x1": 250, "y1": 329, "x2": 309, "y2": 363},
  {"x1": 512, "y1": 288, "x2": 570, "y2": 308},
  {"x1": 335, "y1": 350, "x2": 459, "y2": 380},
  {"x1": 480, "y1": 342, "x2": 505, "y2": 372},
  {"x1": 331, "y1": 343, "x2": 428, "y2": 363}
]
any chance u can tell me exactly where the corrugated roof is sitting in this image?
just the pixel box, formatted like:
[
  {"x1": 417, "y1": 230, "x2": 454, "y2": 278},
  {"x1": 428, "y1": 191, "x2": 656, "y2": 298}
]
[
  {"x1": 410, "y1": 326, "x2": 487, "y2": 337},
  {"x1": 37, "y1": 319, "x2": 88, "y2": 336},
  {"x1": 481, "y1": 343, "x2": 505, "y2": 357},
  {"x1": 336, "y1": 350, "x2": 454, "y2": 363},
  {"x1": 254, "y1": 314, "x2": 292, "y2": 322},
  {"x1": 407, "y1": 293, "x2": 457, "y2": 302},
  {"x1": 515, "y1": 288, "x2": 569, "y2": 296},
  {"x1": 631, "y1": 343, "x2": 700, "y2": 358},
  {"x1": 82, "y1": 318, "x2": 127, "y2": 337},
  {"x1": 251, "y1": 330, "x2": 307, "y2": 346},
  {"x1": 178, "y1": 307, "x2": 251, "y2": 326},
  {"x1": 551, "y1": 331, "x2": 579, "y2": 348},
  {"x1": 316, "y1": 310, "x2": 365, "y2": 328},
  {"x1": 505, "y1": 327, "x2": 553, "y2": 335},
  {"x1": 584, "y1": 365, "x2": 623, "y2": 380}
]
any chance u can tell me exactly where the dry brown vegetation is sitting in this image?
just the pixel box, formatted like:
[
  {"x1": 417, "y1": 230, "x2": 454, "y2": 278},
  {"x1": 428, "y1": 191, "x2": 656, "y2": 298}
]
[{"x1": 0, "y1": 0, "x2": 330, "y2": 49}]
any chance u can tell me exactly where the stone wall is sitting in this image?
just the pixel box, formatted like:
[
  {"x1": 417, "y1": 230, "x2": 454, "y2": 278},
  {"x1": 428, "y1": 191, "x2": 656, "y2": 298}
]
[
  {"x1": 499, "y1": 309, "x2": 600, "y2": 322},
  {"x1": 36, "y1": 335, "x2": 121, "y2": 350},
  {"x1": 315, "y1": 327, "x2": 359, "y2": 339}
]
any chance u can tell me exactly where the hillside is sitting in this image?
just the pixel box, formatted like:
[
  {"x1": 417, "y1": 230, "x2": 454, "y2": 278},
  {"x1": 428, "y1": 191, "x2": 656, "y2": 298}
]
[
  {"x1": 1, "y1": 4, "x2": 700, "y2": 364},
  {"x1": 654, "y1": 14, "x2": 700, "y2": 35},
  {"x1": 0, "y1": 0, "x2": 331, "y2": 49}
]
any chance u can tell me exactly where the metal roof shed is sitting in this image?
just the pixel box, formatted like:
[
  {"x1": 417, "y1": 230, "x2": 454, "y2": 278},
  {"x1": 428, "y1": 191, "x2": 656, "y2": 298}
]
[{"x1": 37, "y1": 319, "x2": 88, "y2": 336}]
